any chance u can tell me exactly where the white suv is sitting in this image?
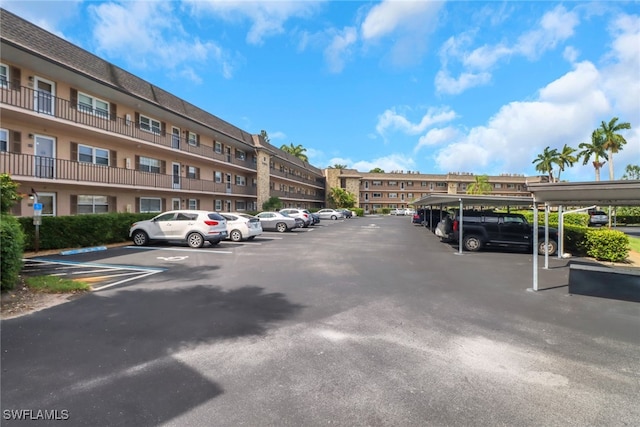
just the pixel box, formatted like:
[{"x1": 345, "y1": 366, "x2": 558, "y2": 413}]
[
  {"x1": 279, "y1": 208, "x2": 312, "y2": 228},
  {"x1": 130, "y1": 210, "x2": 228, "y2": 248}
]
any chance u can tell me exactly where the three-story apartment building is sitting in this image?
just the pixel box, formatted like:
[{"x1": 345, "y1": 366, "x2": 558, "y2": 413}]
[{"x1": 0, "y1": 9, "x2": 325, "y2": 217}]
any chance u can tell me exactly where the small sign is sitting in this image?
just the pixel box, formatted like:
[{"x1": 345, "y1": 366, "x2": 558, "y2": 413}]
[{"x1": 33, "y1": 203, "x2": 43, "y2": 210}]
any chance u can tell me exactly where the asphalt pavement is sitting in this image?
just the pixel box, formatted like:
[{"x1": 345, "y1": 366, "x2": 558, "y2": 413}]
[{"x1": 2, "y1": 217, "x2": 639, "y2": 426}]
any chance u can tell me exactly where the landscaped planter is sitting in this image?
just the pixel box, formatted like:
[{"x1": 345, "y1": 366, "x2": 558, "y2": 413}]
[{"x1": 568, "y1": 261, "x2": 640, "y2": 303}]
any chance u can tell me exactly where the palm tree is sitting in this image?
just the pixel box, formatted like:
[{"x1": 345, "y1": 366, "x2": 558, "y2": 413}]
[
  {"x1": 532, "y1": 146, "x2": 559, "y2": 182},
  {"x1": 280, "y1": 143, "x2": 308, "y2": 162},
  {"x1": 330, "y1": 164, "x2": 347, "y2": 169},
  {"x1": 556, "y1": 144, "x2": 577, "y2": 182},
  {"x1": 622, "y1": 164, "x2": 640, "y2": 180},
  {"x1": 599, "y1": 117, "x2": 631, "y2": 180},
  {"x1": 577, "y1": 130, "x2": 608, "y2": 181},
  {"x1": 466, "y1": 174, "x2": 492, "y2": 195},
  {"x1": 260, "y1": 130, "x2": 270, "y2": 144}
]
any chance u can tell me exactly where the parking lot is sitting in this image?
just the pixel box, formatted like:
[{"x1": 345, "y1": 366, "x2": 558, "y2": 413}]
[{"x1": 2, "y1": 215, "x2": 639, "y2": 426}]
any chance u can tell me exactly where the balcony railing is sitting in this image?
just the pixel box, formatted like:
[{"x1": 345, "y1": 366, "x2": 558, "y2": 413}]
[
  {"x1": 0, "y1": 84, "x2": 247, "y2": 167},
  {"x1": 269, "y1": 167, "x2": 324, "y2": 186},
  {"x1": 1, "y1": 152, "x2": 256, "y2": 196},
  {"x1": 270, "y1": 189, "x2": 325, "y2": 201}
]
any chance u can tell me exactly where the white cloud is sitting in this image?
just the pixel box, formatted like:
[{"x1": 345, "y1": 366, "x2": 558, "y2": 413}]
[
  {"x1": 89, "y1": 1, "x2": 235, "y2": 78},
  {"x1": 436, "y1": 4, "x2": 581, "y2": 95},
  {"x1": 434, "y1": 69, "x2": 492, "y2": 95},
  {"x1": 415, "y1": 127, "x2": 461, "y2": 152},
  {"x1": 376, "y1": 107, "x2": 457, "y2": 137},
  {"x1": 515, "y1": 5, "x2": 579, "y2": 59},
  {"x1": 324, "y1": 27, "x2": 358, "y2": 73},
  {"x1": 185, "y1": 0, "x2": 322, "y2": 45},
  {"x1": 349, "y1": 154, "x2": 417, "y2": 173}
]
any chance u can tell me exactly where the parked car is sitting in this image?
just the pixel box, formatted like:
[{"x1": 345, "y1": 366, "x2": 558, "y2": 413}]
[
  {"x1": 316, "y1": 209, "x2": 345, "y2": 220},
  {"x1": 220, "y1": 212, "x2": 263, "y2": 242},
  {"x1": 303, "y1": 209, "x2": 321, "y2": 225},
  {"x1": 414, "y1": 208, "x2": 448, "y2": 229},
  {"x1": 279, "y1": 208, "x2": 312, "y2": 228},
  {"x1": 255, "y1": 211, "x2": 299, "y2": 232},
  {"x1": 390, "y1": 208, "x2": 405, "y2": 216},
  {"x1": 588, "y1": 209, "x2": 609, "y2": 227},
  {"x1": 404, "y1": 208, "x2": 416, "y2": 216},
  {"x1": 337, "y1": 208, "x2": 353, "y2": 219},
  {"x1": 438, "y1": 211, "x2": 558, "y2": 255},
  {"x1": 129, "y1": 210, "x2": 228, "y2": 248}
]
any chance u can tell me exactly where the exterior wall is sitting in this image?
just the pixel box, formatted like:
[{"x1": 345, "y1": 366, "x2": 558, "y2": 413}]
[{"x1": 0, "y1": 10, "x2": 326, "y2": 217}]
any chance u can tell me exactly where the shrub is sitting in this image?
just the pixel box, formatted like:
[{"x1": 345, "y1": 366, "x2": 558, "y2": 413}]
[
  {"x1": 353, "y1": 208, "x2": 364, "y2": 217},
  {"x1": 584, "y1": 229, "x2": 629, "y2": 262},
  {"x1": 1, "y1": 214, "x2": 25, "y2": 290}
]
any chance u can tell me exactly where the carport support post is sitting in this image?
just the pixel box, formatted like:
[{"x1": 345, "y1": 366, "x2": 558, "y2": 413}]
[
  {"x1": 532, "y1": 202, "x2": 539, "y2": 291},
  {"x1": 544, "y1": 203, "x2": 549, "y2": 270},
  {"x1": 457, "y1": 199, "x2": 463, "y2": 255},
  {"x1": 557, "y1": 205, "x2": 563, "y2": 259}
]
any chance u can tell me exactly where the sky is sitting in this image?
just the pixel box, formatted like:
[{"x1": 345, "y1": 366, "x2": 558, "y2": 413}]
[{"x1": 3, "y1": 0, "x2": 639, "y2": 181}]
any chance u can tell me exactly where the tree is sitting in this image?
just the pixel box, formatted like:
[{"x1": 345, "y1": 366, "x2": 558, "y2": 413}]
[
  {"x1": 599, "y1": 117, "x2": 631, "y2": 180},
  {"x1": 260, "y1": 130, "x2": 270, "y2": 144},
  {"x1": 369, "y1": 167, "x2": 385, "y2": 173},
  {"x1": 280, "y1": 143, "x2": 308, "y2": 162},
  {"x1": 532, "y1": 146, "x2": 559, "y2": 182},
  {"x1": 329, "y1": 164, "x2": 347, "y2": 169},
  {"x1": 466, "y1": 174, "x2": 492, "y2": 195},
  {"x1": 262, "y1": 196, "x2": 282, "y2": 211},
  {"x1": 621, "y1": 164, "x2": 640, "y2": 180},
  {"x1": 328, "y1": 187, "x2": 356, "y2": 208},
  {"x1": 556, "y1": 144, "x2": 577, "y2": 182},
  {"x1": 577, "y1": 130, "x2": 608, "y2": 181},
  {"x1": 0, "y1": 174, "x2": 23, "y2": 213}
]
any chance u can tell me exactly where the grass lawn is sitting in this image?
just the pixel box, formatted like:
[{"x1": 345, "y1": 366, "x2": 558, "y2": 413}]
[
  {"x1": 629, "y1": 236, "x2": 640, "y2": 254},
  {"x1": 24, "y1": 276, "x2": 91, "y2": 293}
]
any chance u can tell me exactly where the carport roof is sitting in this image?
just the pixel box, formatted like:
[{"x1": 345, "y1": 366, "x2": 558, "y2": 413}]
[
  {"x1": 527, "y1": 180, "x2": 640, "y2": 206},
  {"x1": 414, "y1": 194, "x2": 533, "y2": 207}
]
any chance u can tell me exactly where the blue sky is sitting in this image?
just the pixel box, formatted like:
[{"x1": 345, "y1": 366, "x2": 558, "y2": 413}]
[{"x1": 3, "y1": 0, "x2": 639, "y2": 180}]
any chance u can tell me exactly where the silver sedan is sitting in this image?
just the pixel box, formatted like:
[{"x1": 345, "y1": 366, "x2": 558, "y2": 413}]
[{"x1": 255, "y1": 211, "x2": 299, "y2": 232}]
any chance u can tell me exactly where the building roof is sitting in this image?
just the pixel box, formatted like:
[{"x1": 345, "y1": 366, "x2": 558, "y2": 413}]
[{"x1": 414, "y1": 194, "x2": 534, "y2": 208}]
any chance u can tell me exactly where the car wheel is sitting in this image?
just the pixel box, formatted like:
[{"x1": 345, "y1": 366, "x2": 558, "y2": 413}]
[
  {"x1": 276, "y1": 222, "x2": 288, "y2": 233},
  {"x1": 463, "y1": 235, "x2": 482, "y2": 252},
  {"x1": 331, "y1": 215, "x2": 337, "y2": 220},
  {"x1": 132, "y1": 230, "x2": 149, "y2": 246},
  {"x1": 230, "y1": 229, "x2": 243, "y2": 242},
  {"x1": 187, "y1": 232, "x2": 205, "y2": 248},
  {"x1": 538, "y1": 240, "x2": 558, "y2": 256}
]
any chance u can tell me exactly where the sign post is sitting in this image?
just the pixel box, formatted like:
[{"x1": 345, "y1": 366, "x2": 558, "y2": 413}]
[{"x1": 33, "y1": 201, "x2": 42, "y2": 253}]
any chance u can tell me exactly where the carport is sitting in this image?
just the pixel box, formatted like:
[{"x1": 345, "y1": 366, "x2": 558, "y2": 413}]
[{"x1": 415, "y1": 180, "x2": 640, "y2": 292}]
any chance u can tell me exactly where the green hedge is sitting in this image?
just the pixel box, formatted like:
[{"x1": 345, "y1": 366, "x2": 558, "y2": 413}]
[
  {"x1": 584, "y1": 229, "x2": 630, "y2": 262},
  {"x1": 19, "y1": 213, "x2": 155, "y2": 251},
  {"x1": 1, "y1": 214, "x2": 25, "y2": 290}
]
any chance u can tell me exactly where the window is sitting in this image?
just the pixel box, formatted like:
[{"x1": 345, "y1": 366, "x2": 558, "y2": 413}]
[
  {"x1": 507, "y1": 184, "x2": 516, "y2": 189},
  {"x1": 235, "y1": 149, "x2": 246, "y2": 160},
  {"x1": 407, "y1": 181, "x2": 413, "y2": 186},
  {"x1": 436, "y1": 182, "x2": 446, "y2": 188},
  {"x1": 188, "y1": 132, "x2": 198, "y2": 146},
  {"x1": 372, "y1": 181, "x2": 382, "y2": 186},
  {"x1": 236, "y1": 200, "x2": 246, "y2": 211},
  {"x1": 77, "y1": 195, "x2": 109, "y2": 214},
  {"x1": 407, "y1": 193, "x2": 413, "y2": 199},
  {"x1": 36, "y1": 193, "x2": 56, "y2": 216},
  {"x1": 187, "y1": 166, "x2": 198, "y2": 179},
  {"x1": 214, "y1": 141, "x2": 222, "y2": 153},
  {"x1": 215, "y1": 200, "x2": 222, "y2": 211},
  {"x1": 139, "y1": 114, "x2": 161, "y2": 134},
  {"x1": 389, "y1": 193, "x2": 398, "y2": 198},
  {"x1": 389, "y1": 181, "x2": 397, "y2": 186},
  {"x1": 214, "y1": 171, "x2": 223, "y2": 183},
  {"x1": 78, "y1": 92, "x2": 109, "y2": 118},
  {"x1": 0, "y1": 64, "x2": 7, "y2": 88},
  {"x1": 0, "y1": 128, "x2": 7, "y2": 152},
  {"x1": 421, "y1": 182, "x2": 428, "y2": 187},
  {"x1": 235, "y1": 175, "x2": 246, "y2": 186},
  {"x1": 140, "y1": 197, "x2": 161, "y2": 213},
  {"x1": 139, "y1": 156, "x2": 161, "y2": 173},
  {"x1": 372, "y1": 193, "x2": 382, "y2": 198},
  {"x1": 78, "y1": 144, "x2": 109, "y2": 166},
  {"x1": 494, "y1": 183, "x2": 502, "y2": 189},
  {"x1": 188, "y1": 199, "x2": 198, "y2": 210}
]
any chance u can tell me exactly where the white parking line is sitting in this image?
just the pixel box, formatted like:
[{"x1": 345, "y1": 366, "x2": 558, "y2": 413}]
[
  {"x1": 92, "y1": 271, "x2": 162, "y2": 291},
  {"x1": 124, "y1": 246, "x2": 232, "y2": 254}
]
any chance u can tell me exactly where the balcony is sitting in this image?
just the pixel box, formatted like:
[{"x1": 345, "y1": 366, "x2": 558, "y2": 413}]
[
  {"x1": 1, "y1": 152, "x2": 256, "y2": 196},
  {"x1": 0, "y1": 84, "x2": 253, "y2": 168}
]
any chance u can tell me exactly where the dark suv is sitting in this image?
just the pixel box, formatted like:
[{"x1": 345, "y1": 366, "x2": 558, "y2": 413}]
[{"x1": 438, "y1": 211, "x2": 558, "y2": 255}]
